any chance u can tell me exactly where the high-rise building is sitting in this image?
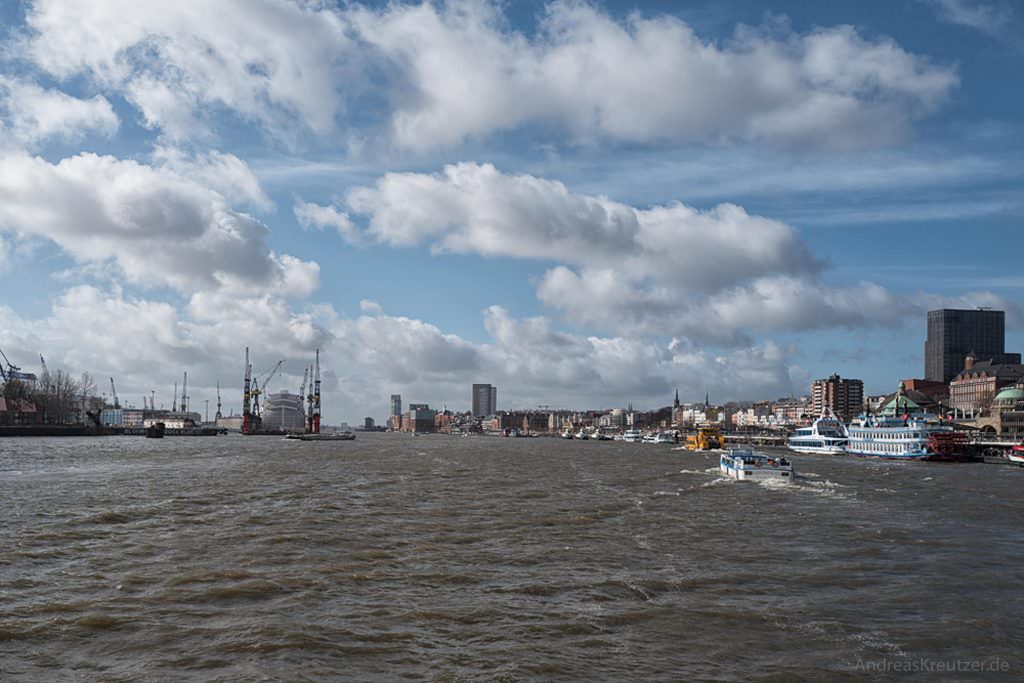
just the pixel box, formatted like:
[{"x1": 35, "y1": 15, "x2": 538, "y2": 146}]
[
  {"x1": 472, "y1": 383, "x2": 496, "y2": 416},
  {"x1": 390, "y1": 394, "x2": 402, "y2": 417},
  {"x1": 812, "y1": 374, "x2": 864, "y2": 423},
  {"x1": 925, "y1": 309, "x2": 1021, "y2": 384}
]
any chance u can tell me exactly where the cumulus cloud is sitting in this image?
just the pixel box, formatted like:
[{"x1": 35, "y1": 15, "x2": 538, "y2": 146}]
[
  {"x1": 352, "y1": 3, "x2": 956, "y2": 150},
  {"x1": 294, "y1": 197, "x2": 360, "y2": 242},
  {"x1": 0, "y1": 76, "x2": 118, "y2": 147},
  {"x1": 0, "y1": 288, "x2": 808, "y2": 421},
  {"x1": 19, "y1": 0, "x2": 955, "y2": 150},
  {"x1": 22, "y1": 0, "x2": 350, "y2": 141},
  {"x1": 153, "y1": 146, "x2": 273, "y2": 211},
  {"x1": 0, "y1": 152, "x2": 316, "y2": 296},
  {"x1": 345, "y1": 162, "x2": 819, "y2": 290}
]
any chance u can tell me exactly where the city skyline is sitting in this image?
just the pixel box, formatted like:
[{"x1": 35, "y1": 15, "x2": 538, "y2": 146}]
[{"x1": 1, "y1": 0, "x2": 1023, "y2": 423}]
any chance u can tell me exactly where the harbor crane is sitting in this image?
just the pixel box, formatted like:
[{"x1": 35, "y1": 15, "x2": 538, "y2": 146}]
[
  {"x1": 180, "y1": 371, "x2": 188, "y2": 413},
  {"x1": 109, "y1": 377, "x2": 120, "y2": 410},
  {"x1": 215, "y1": 381, "x2": 222, "y2": 421},
  {"x1": 250, "y1": 360, "x2": 284, "y2": 419},
  {"x1": 242, "y1": 347, "x2": 255, "y2": 434},
  {"x1": 0, "y1": 348, "x2": 36, "y2": 383}
]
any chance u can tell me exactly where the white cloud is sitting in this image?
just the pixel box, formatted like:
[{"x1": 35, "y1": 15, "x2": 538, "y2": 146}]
[
  {"x1": 0, "y1": 76, "x2": 118, "y2": 147},
  {"x1": 345, "y1": 162, "x2": 819, "y2": 292},
  {"x1": 350, "y1": 2, "x2": 955, "y2": 150},
  {"x1": 359, "y1": 299, "x2": 383, "y2": 315},
  {"x1": 23, "y1": 0, "x2": 350, "y2": 141},
  {"x1": 0, "y1": 151, "x2": 316, "y2": 297},
  {"x1": 153, "y1": 146, "x2": 273, "y2": 211},
  {"x1": 927, "y1": 0, "x2": 1012, "y2": 36},
  {"x1": 20, "y1": 1, "x2": 956, "y2": 150},
  {"x1": 0, "y1": 287, "x2": 808, "y2": 420},
  {"x1": 293, "y1": 197, "x2": 360, "y2": 242}
]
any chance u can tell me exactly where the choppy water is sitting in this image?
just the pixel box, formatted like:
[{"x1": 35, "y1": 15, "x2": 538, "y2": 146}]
[{"x1": 2, "y1": 434, "x2": 1022, "y2": 681}]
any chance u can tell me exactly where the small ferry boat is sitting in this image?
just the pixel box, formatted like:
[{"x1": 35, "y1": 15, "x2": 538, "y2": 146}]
[
  {"x1": 145, "y1": 422, "x2": 165, "y2": 439},
  {"x1": 719, "y1": 450, "x2": 794, "y2": 482},
  {"x1": 622, "y1": 429, "x2": 642, "y2": 443},
  {"x1": 788, "y1": 408, "x2": 848, "y2": 455}
]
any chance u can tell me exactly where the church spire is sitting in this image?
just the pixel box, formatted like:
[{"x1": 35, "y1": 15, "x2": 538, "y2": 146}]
[{"x1": 673, "y1": 387, "x2": 680, "y2": 410}]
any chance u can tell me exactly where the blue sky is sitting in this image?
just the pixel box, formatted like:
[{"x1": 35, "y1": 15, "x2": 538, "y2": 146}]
[{"x1": 0, "y1": 0, "x2": 1021, "y2": 421}]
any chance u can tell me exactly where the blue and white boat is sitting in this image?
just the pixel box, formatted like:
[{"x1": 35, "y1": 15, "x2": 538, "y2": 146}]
[
  {"x1": 845, "y1": 413, "x2": 963, "y2": 460},
  {"x1": 788, "y1": 408, "x2": 848, "y2": 455},
  {"x1": 719, "y1": 450, "x2": 794, "y2": 482}
]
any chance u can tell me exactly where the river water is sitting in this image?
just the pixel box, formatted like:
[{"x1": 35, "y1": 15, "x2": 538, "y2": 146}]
[{"x1": 1, "y1": 433, "x2": 1022, "y2": 681}]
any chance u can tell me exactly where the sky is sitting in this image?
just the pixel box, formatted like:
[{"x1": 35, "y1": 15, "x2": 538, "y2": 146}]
[{"x1": 0, "y1": 0, "x2": 1022, "y2": 423}]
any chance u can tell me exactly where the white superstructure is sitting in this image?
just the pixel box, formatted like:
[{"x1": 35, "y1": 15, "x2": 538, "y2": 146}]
[
  {"x1": 720, "y1": 450, "x2": 794, "y2": 482},
  {"x1": 788, "y1": 408, "x2": 848, "y2": 455}
]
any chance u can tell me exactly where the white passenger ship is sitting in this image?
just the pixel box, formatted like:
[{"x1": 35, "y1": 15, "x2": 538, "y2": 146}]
[
  {"x1": 788, "y1": 408, "x2": 848, "y2": 455},
  {"x1": 844, "y1": 384, "x2": 969, "y2": 461},
  {"x1": 719, "y1": 450, "x2": 794, "y2": 482}
]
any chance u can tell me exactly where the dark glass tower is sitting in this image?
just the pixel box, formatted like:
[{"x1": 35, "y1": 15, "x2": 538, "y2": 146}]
[{"x1": 925, "y1": 309, "x2": 1020, "y2": 383}]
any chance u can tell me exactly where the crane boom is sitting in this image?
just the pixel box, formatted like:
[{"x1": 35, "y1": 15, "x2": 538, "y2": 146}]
[{"x1": 109, "y1": 377, "x2": 120, "y2": 409}]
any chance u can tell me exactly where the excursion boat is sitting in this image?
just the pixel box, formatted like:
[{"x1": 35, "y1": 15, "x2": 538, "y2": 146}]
[
  {"x1": 719, "y1": 450, "x2": 794, "y2": 482},
  {"x1": 844, "y1": 384, "x2": 969, "y2": 461},
  {"x1": 788, "y1": 408, "x2": 848, "y2": 455},
  {"x1": 621, "y1": 429, "x2": 643, "y2": 443},
  {"x1": 845, "y1": 414, "x2": 968, "y2": 461}
]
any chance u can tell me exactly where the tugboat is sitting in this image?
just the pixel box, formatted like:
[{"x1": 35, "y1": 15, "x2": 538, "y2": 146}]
[{"x1": 145, "y1": 421, "x2": 165, "y2": 439}]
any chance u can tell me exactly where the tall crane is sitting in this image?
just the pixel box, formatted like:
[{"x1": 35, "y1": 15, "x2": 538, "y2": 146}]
[
  {"x1": 298, "y1": 366, "x2": 308, "y2": 400},
  {"x1": 181, "y1": 371, "x2": 188, "y2": 413},
  {"x1": 215, "y1": 381, "x2": 223, "y2": 421},
  {"x1": 109, "y1": 377, "x2": 120, "y2": 409},
  {"x1": 311, "y1": 348, "x2": 321, "y2": 434},
  {"x1": 0, "y1": 348, "x2": 36, "y2": 383},
  {"x1": 242, "y1": 347, "x2": 257, "y2": 434},
  {"x1": 250, "y1": 359, "x2": 284, "y2": 419},
  {"x1": 39, "y1": 354, "x2": 48, "y2": 376},
  {"x1": 173, "y1": 381, "x2": 178, "y2": 414}
]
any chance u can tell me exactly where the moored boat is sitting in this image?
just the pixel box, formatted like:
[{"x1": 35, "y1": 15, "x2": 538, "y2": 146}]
[
  {"x1": 145, "y1": 422, "x2": 165, "y2": 439},
  {"x1": 621, "y1": 429, "x2": 642, "y2": 443},
  {"x1": 285, "y1": 431, "x2": 356, "y2": 441},
  {"x1": 719, "y1": 449, "x2": 794, "y2": 482},
  {"x1": 788, "y1": 408, "x2": 848, "y2": 455},
  {"x1": 845, "y1": 414, "x2": 968, "y2": 461},
  {"x1": 1009, "y1": 444, "x2": 1024, "y2": 466}
]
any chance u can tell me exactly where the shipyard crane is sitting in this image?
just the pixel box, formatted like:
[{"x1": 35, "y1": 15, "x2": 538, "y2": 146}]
[
  {"x1": 242, "y1": 347, "x2": 259, "y2": 434},
  {"x1": 311, "y1": 349, "x2": 321, "y2": 434},
  {"x1": 109, "y1": 377, "x2": 120, "y2": 410},
  {"x1": 250, "y1": 360, "x2": 284, "y2": 419},
  {"x1": 215, "y1": 381, "x2": 223, "y2": 420},
  {"x1": 39, "y1": 354, "x2": 48, "y2": 376},
  {"x1": 0, "y1": 348, "x2": 36, "y2": 383},
  {"x1": 181, "y1": 371, "x2": 188, "y2": 413},
  {"x1": 298, "y1": 367, "x2": 308, "y2": 401}
]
